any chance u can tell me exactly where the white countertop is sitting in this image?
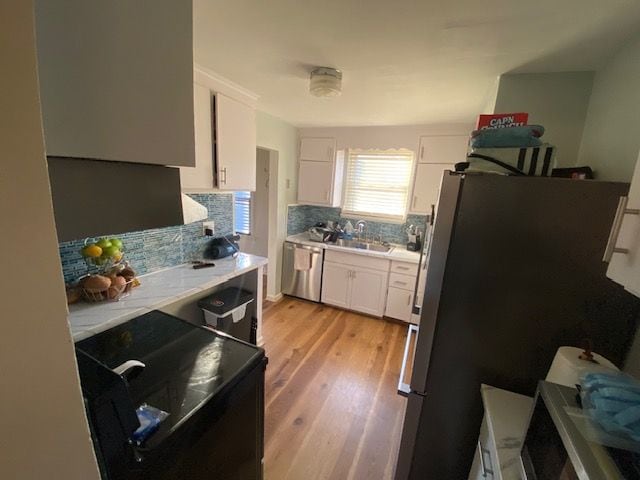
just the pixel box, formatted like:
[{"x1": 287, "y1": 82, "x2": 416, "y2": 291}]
[
  {"x1": 481, "y1": 384, "x2": 534, "y2": 480},
  {"x1": 68, "y1": 253, "x2": 268, "y2": 342},
  {"x1": 286, "y1": 233, "x2": 421, "y2": 264}
]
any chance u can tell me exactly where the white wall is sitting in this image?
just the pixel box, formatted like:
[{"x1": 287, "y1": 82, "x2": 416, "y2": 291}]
[
  {"x1": 256, "y1": 111, "x2": 299, "y2": 299},
  {"x1": 493, "y1": 72, "x2": 594, "y2": 167},
  {"x1": 0, "y1": 1, "x2": 100, "y2": 478},
  {"x1": 239, "y1": 148, "x2": 270, "y2": 258},
  {"x1": 299, "y1": 123, "x2": 473, "y2": 158},
  {"x1": 577, "y1": 33, "x2": 640, "y2": 182}
]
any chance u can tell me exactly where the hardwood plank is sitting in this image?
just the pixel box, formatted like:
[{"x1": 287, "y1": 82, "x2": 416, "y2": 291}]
[{"x1": 262, "y1": 297, "x2": 408, "y2": 480}]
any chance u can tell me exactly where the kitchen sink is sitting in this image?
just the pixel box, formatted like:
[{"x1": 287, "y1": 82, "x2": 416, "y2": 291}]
[{"x1": 331, "y1": 239, "x2": 393, "y2": 253}]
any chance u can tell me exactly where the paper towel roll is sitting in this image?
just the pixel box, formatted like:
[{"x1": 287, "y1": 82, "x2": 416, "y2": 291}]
[{"x1": 546, "y1": 346, "x2": 619, "y2": 388}]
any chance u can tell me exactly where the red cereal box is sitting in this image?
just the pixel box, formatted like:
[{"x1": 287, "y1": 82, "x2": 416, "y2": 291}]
[{"x1": 476, "y1": 113, "x2": 528, "y2": 130}]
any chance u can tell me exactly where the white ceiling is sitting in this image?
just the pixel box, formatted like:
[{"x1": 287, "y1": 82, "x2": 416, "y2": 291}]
[{"x1": 194, "y1": 0, "x2": 640, "y2": 127}]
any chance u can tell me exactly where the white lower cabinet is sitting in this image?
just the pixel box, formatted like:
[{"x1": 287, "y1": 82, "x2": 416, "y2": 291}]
[
  {"x1": 349, "y1": 267, "x2": 389, "y2": 317},
  {"x1": 385, "y1": 261, "x2": 418, "y2": 322},
  {"x1": 385, "y1": 287, "x2": 413, "y2": 321},
  {"x1": 322, "y1": 250, "x2": 390, "y2": 317},
  {"x1": 468, "y1": 416, "x2": 495, "y2": 480},
  {"x1": 321, "y1": 262, "x2": 351, "y2": 309}
]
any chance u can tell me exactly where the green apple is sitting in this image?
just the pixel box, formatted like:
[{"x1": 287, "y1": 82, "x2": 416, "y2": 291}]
[
  {"x1": 109, "y1": 238, "x2": 123, "y2": 249},
  {"x1": 96, "y1": 238, "x2": 112, "y2": 249},
  {"x1": 102, "y1": 246, "x2": 121, "y2": 258}
]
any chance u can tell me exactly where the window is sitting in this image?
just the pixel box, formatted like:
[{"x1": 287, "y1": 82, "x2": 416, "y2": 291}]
[
  {"x1": 234, "y1": 191, "x2": 251, "y2": 234},
  {"x1": 342, "y1": 149, "x2": 414, "y2": 222}
]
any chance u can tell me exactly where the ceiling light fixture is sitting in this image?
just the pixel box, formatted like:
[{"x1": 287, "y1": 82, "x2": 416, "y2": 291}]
[{"x1": 309, "y1": 67, "x2": 342, "y2": 97}]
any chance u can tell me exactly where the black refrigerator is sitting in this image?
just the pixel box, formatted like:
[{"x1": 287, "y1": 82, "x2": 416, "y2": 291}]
[{"x1": 394, "y1": 172, "x2": 640, "y2": 479}]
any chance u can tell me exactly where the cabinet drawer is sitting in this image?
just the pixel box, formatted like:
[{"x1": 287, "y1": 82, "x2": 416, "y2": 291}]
[
  {"x1": 389, "y1": 272, "x2": 415, "y2": 291},
  {"x1": 390, "y1": 261, "x2": 418, "y2": 276},
  {"x1": 325, "y1": 250, "x2": 390, "y2": 272}
]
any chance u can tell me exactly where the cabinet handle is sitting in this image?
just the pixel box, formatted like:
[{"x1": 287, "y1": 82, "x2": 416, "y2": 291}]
[
  {"x1": 412, "y1": 195, "x2": 418, "y2": 209},
  {"x1": 394, "y1": 281, "x2": 408, "y2": 286},
  {"x1": 603, "y1": 196, "x2": 640, "y2": 262},
  {"x1": 352, "y1": 270, "x2": 356, "y2": 279},
  {"x1": 325, "y1": 190, "x2": 330, "y2": 201},
  {"x1": 406, "y1": 294, "x2": 411, "y2": 306},
  {"x1": 477, "y1": 440, "x2": 494, "y2": 477},
  {"x1": 420, "y1": 146, "x2": 424, "y2": 160},
  {"x1": 396, "y1": 266, "x2": 410, "y2": 271},
  {"x1": 220, "y1": 167, "x2": 227, "y2": 185}
]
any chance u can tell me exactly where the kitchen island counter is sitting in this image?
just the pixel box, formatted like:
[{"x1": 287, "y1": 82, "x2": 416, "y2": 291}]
[{"x1": 68, "y1": 253, "x2": 267, "y2": 342}]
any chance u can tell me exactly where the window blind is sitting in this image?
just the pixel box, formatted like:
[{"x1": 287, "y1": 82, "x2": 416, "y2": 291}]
[
  {"x1": 234, "y1": 191, "x2": 251, "y2": 234},
  {"x1": 342, "y1": 149, "x2": 414, "y2": 221}
]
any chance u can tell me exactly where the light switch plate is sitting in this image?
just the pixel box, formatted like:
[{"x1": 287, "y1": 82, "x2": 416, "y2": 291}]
[{"x1": 202, "y1": 221, "x2": 215, "y2": 236}]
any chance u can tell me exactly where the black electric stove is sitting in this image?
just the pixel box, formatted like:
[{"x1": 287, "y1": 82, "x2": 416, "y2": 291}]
[{"x1": 76, "y1": 310, "x2": 267, "y2": 480}]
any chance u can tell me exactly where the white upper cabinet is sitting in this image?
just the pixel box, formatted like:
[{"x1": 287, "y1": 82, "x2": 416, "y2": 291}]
[
  {"x1": 606, "y1": 152, "x2": 640, "y2": 297},
  {"x1": 410, "y1": 163, "x2": 455, "y2": 214},
  {"x1": 180, "y1": 68, "x2": 258, "y2": 192},
  {"x1": 418, "y1": 135, "x2": 469, "y2": 164},
  {"x1": 180, "y1": 83, "x2": 214, "y2": 190},
  {"x1": 215, "y1": 93, "x2": 256, "y2": 191},
  {"x1": 34, "y1": 0, "x2": 195, "y2": 167},
  {"x1": 297, "y1": 161, "x2": 335, "y2": 205},
  {"x1": 300, "y1": 138, "x2": 336, "y2": 162},
  {"x1": 297, "y1": 138, "x2": 343, "y2": 206}
]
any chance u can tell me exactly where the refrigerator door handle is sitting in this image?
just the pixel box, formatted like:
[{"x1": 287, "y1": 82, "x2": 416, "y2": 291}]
[{"x1": 397, "y1": 324, "x2": 419, "y2": 396}]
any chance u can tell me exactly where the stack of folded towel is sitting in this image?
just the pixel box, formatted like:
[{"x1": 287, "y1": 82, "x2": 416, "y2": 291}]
[
  {"x1": 581, "y1": 372, "x2": 640, "y2": 441},
  {"x1": 470, "y1": 125, "x2": 545, "y2": 149}
]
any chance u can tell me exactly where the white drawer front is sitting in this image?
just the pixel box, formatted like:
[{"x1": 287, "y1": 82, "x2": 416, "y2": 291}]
[
  {"x1": 385, "y1": 287, "x2": 413, "y2": 322},
  {"x1": 325, "y1": 249, "x2": 390, "y2": 272},
  {"x1": 389, "y1": 272, "x2": 415, "y2": 291},
  {"x1": 390, "y1": 261, "x2": 419, "y2": 277}
]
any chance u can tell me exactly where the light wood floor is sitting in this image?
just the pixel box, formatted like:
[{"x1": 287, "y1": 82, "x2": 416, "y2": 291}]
[{"x1": 262, "y1": 296, "x2": 408, "y2": 480}]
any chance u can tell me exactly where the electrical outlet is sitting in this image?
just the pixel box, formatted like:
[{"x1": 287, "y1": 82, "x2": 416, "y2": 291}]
[{"x1": 202, "y1": 221, "x2": 215, "y2": 236}]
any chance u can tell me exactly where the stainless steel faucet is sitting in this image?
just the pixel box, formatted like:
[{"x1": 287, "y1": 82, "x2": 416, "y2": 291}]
[{"x1": 355, "y1": 220, "x2": 366, "y2": 241}]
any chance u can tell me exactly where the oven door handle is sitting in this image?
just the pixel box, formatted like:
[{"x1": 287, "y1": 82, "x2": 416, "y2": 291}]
[{"x1": 397, "y1": 324, "x2": 418, "y2": 396}]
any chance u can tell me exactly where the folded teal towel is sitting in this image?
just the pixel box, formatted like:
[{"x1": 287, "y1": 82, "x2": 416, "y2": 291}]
[
  {"x1": 470, "y1": 125, "x2": 545, "y2": 148},
  {"x1": 581, "y1": 372, "x2": 640, "y2": 441}
]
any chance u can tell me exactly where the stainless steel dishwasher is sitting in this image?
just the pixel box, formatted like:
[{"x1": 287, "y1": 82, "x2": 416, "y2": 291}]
[{"x1": 282, "y1": 241, "x2": 324, "y2": 302}]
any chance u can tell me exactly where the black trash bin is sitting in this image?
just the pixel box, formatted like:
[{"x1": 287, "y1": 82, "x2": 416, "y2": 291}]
[{"x1": 198, "y1": 287, "x2": 256, "y2": 344}]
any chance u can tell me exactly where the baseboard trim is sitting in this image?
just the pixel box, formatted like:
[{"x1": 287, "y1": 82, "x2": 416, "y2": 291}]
[{"x1": 266, "y1": 293, "x2": 283, "y2": 303}]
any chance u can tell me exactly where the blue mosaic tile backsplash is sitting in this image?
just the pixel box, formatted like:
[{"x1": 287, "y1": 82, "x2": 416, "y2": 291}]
[
  {"x1": 287, "y1": 204, "x2": 428, "y2": 245},
  {"x1": 58, "y1": 193, "x2": 234, "y2": 283}
]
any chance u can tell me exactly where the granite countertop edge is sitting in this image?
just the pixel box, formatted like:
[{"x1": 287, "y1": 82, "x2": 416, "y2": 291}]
[{"x1": 68, "y1": 253, "x2": 268, "y2": 342}]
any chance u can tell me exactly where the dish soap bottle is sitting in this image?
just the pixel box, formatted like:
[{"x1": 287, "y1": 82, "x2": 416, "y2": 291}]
[{"x1": 344, "y1": 221, "x2": 354, "y2": 240}]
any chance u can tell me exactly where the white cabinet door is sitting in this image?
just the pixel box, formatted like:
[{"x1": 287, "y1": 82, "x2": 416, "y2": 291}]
[
  {"x1": 300, "y1": 137, "x2": 336, "y2": 162},
  {"x1": 410, "y1": 163, "x2": 455, "y2": 214},
  {"x1": 468, "y1": 416, "x2": 495, "y2": 480},
  {"x1": 297, "y1": 161, "x2": 335, "y2": 206},
  {"x1": 418, "y1": 135, "x2": 468, "y2": 164},
  {"x1": 385, "y1": 287, "x2": 413, "y2": 322},
  {"x1": 35, "y1": 0, "x2": 194, "y2": 167},
  {"x1": 350, "y1": 267, "x2": 388, "y2": 317},
  {"x1": 606, "y1": 152, "x2": 640, "y2": 297},
  {"x1": 216, "y1": 93, "x2": 256, "y2": 191},
  {"x1": 321, "y1": 262, "x2": 351, "y2": 309},
  {"x1": 180, "y1": 83, "x2": 215, "y2": 190}
]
